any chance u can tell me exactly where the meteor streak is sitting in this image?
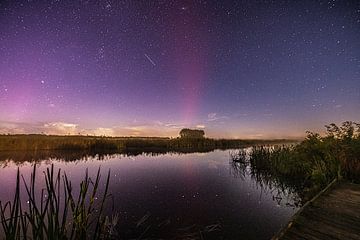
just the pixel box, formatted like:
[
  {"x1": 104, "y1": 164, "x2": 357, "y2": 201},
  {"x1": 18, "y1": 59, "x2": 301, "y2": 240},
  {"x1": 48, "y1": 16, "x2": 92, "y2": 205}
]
[{"x1": 144, "y1": 53, "x2": 156, "y2": 66}]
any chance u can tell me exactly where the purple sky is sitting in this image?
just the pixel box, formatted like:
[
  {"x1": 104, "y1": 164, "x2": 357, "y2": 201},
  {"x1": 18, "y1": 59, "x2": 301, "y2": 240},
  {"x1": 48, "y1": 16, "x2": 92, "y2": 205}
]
[{"x1": 0, "y1": 1, "x2": 359, "y2": 138}]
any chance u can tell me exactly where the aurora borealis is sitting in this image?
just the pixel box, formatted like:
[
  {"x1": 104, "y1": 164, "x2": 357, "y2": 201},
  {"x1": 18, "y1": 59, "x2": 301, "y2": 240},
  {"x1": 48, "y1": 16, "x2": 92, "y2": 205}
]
[{"x1": 0, "y1": 0, "x2": 359, "y2": 138}]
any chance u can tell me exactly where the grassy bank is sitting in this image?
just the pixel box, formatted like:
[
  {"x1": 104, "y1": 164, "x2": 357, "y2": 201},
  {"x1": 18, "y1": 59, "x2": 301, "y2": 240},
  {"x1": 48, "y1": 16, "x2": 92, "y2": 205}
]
[
  {"x1": 231, "y1": 121, "x2": 360, "y2": 202},
  {"x1": 0, "y1": 134, "x2": 295, "y2": 153}
]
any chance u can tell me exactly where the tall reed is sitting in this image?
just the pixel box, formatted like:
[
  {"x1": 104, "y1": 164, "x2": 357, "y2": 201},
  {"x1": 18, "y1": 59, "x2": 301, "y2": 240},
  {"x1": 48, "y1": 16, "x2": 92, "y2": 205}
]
[
  {"x1": 0, "y1": 165, "x2": 116, "y2": 239},
  {"x1": 230, "y1": 121, "x2": 360, "y2": 202}
]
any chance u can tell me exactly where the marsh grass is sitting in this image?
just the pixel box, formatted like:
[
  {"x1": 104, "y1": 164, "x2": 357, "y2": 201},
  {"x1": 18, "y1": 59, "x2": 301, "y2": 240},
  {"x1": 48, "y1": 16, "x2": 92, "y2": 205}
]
[
  {"x1": 0, "y1": 165, "x2": 116, "y2": 239},
  {"x1": 231, "y1": 121, "x2": 360, "y2": 202},
  {"x1": 0, "y1": 134, "x2": 294, "y2": 153}
]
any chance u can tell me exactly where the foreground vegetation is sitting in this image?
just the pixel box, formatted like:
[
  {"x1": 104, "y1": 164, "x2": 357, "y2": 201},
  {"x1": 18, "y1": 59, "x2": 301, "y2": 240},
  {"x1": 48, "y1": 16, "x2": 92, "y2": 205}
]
[
  {"x1": 231, "y1": 121, "x2": 360, "y2": 202},
  {"x1": 0, "y1": 165, "x2": 115, "y2": 239}
]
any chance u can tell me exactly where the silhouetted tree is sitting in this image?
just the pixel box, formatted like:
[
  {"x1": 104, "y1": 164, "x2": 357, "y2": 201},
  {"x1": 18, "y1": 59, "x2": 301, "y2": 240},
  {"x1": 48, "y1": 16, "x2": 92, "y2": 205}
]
[{"x1": 179, "y1": 128, "x2": 205, "y2": 139}]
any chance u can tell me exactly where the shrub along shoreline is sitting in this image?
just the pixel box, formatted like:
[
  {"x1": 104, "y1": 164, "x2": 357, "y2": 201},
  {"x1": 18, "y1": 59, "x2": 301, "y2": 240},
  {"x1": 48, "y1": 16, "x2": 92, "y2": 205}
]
[{"x1": 231, "y1": 121, "x2": 360, "y2": 202}]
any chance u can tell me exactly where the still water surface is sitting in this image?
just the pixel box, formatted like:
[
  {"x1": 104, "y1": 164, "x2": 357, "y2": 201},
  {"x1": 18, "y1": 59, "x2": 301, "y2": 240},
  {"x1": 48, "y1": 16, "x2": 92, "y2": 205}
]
[{"x1": 0, "y1": 149, "x2": 298, "y2": 239}]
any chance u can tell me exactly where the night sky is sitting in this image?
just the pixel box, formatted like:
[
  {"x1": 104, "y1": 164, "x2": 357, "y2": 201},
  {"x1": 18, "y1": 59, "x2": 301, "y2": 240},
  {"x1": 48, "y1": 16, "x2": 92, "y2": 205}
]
[{"x1": 0, "y1": 0, "x2": 359, "y2": 138}]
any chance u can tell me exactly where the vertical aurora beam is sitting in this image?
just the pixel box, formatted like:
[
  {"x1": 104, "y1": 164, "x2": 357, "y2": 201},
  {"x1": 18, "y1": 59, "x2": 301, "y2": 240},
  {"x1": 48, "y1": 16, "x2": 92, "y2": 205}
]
[{"x1": 171, "y1": 4, "x2": 209, "y2": 125}]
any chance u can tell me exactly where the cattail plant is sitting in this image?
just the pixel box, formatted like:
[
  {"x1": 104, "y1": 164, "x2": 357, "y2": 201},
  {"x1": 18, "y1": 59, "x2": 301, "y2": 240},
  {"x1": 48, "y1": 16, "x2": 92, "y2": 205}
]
[{"x1": 0, "y1": 165, "x2": 116, "y2": 239}]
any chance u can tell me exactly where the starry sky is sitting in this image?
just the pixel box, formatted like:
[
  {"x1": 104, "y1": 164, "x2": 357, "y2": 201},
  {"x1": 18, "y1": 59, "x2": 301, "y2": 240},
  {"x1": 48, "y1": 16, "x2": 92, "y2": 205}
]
[{"x1": 0, "y1": 0, "x2": 359, "y2": 138}]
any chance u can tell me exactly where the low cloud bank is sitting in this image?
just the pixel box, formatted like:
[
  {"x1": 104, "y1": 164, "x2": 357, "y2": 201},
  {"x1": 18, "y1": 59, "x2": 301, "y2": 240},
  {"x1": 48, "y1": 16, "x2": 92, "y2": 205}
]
[
  {"x1": 0, "y1": 120, "x2": 305, "y2": 139},
  {"x1": 0, "y1": 121, "x2": 206, "y2": 137}
]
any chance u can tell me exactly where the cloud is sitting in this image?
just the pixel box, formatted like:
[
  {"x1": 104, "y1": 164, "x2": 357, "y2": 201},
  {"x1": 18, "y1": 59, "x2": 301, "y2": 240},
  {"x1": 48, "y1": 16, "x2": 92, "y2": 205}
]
[
  {"x1": 0, "y1": 121, "x2": 81, "y2": 135},
  {"x1": 43, "y1": 122, "x2": 79, "y2": 135},
  {"x1": 207, "y1": 113, "x2": 217, "y2": 120},
  {"x1": 91, "y1": 127, "x2": 115, "y2": 136},
  {"x1": 234, "y1": 113, "x2": 249, "y2": 117},
  {"x1": 0, "y1": 120, "x2": 202, "y2": 137},
  {"x1": 248, "y1": 133, "x2": 264, "y2": 138},
  {"x1": 0, "y1": 121, "x2": 27, "y2": 134},
  {"x1": 0, "y1": 120, "x2": 307, "y2": 139},
  {"x1": 117, "y1": 121, "x2": 188, "y2": 136},
  {"x1": 207, "y1": 112, "x2": 229, "y2": 122},
  {"x1": 164, "y1": 123, "x2": 185, "y2": 129}
]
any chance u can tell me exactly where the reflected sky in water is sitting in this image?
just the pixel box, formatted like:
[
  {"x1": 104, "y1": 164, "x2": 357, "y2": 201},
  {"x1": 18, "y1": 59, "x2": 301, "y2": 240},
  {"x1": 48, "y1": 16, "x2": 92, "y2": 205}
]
[{"x1": 0, "y1": 150, "x2": 297, "y2": 239}]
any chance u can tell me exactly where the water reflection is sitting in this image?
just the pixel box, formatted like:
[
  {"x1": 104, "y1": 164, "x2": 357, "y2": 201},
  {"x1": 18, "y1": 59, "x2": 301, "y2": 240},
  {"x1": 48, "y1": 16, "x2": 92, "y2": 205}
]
[
  {"x1": 0, "y1": 149, "x2": 217, "y2": 164},
  {"x1": 0, "y1": 149, "x2": 298, "y2": 239},
  {"x1": 229, "y1": 148, "x2": 303, "y2": 208}
]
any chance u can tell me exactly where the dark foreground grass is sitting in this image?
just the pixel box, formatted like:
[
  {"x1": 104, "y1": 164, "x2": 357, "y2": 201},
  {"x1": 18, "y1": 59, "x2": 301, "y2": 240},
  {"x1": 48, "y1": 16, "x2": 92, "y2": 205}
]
[
  {"x1": 0, "y1": 165, "x2": 116, "y2": 240},
  {"x1": 231, "y1": 121, "x2": 360, "y2": 202}
]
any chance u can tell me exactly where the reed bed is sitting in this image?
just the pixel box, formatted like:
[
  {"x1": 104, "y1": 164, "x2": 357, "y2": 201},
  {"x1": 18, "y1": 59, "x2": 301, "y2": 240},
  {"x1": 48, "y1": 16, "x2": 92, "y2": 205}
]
[
  {"x1": 0, "y1": 134, "x2": 294, "y2": 153},
  {"x1": 231, "y1": 121, "x2": 360, "y2": 202},
  {"x1": 0, "y1": 165, "x2": 116, "y2": 239}
]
